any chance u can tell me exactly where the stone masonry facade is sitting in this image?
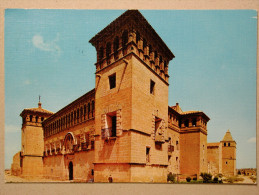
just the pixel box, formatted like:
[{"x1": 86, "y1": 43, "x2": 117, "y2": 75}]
[{"x1": 11, "y1": 10, "x2": 236, "y2": 182}]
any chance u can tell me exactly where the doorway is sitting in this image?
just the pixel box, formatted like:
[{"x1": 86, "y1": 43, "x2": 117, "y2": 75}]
[{"x1": 69, "y1": 161, "x2": 73, "y2": 180}]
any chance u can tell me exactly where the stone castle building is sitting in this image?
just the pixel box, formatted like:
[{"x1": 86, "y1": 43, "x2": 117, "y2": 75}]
[
  {"x1": 207, "y1": 130, "x2": 237, "y2": 177},
  {"x1": 11, "y1": 10, "x2": 236, "y2": 182}
]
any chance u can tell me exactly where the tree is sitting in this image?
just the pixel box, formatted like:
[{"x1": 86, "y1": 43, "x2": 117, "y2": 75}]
[{"x1": 200, "y1": 172, "x2": 212, "y2": 183}]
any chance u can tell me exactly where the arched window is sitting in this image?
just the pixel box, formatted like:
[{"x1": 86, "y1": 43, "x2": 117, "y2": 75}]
[
  {"x1": 35, "y1": 116, "x2": 38, "y2": 122},
  {"x1": 41, "y1": 117, "x2": 44, "y2": 122},
  {"x1": 84, "y1": 105, "x2": 86, "y2": 117},
  {"x1": 228, "y1": 143, "x2": 230, "y2": 146},
  {"x1": 136, "y1": 31, "x2": 140, "y2": 44},
  {"x1": 74, "y1": 111, "x2": 76, "y2": 122},
  {"x1": 192, "y1": 119, "x2": 197, "y2": 127},
  {"x1": 80, "y1": 107, "x2": 83, "y2": 118},
  {"x1": 113, "y1": 36, "x2": 119, "y2": 59},
  {"x1": 143, "y1": 38, "x2": 147, "y2": 51},
  {"x1": 77, "y1": 108, "x2": 79, "y2": 123},
  {"x1": 155, "y1": 51, "x2": 158, "y2": 59},
  {"x1": 99, "y1": 46, "x2": 104, "y2": 61},
  {"x1": 224, "y1": 143, "x2": 226, "y2": 146},
  {"x1": 88, "y1": 102, "x2": 90, "y2": 118},
  {"x1": 92, "y1": 100, "x2": 95, "y2": 117},
  {"x1": 149, "y1": 45, "x2": 153, "y2": 56},
  {"x1": 184, "y1": 120, "x2": 189, "y2": 127},
  {"x1": 106, "y1": 42, "x2": 111, "y2": 58},
  {"x1": 178, "y1": 119, "x2": 181, "y2": 128},
  {"x1": 122, "y1": 30, "x2": 128, "y2": 48},
  {"x1": 64, "y1": 133, "x2": 74, "y2": 153},
  {"x1": 29, "y1": 115, "x2": 33, "y2": 122},
  {"x1": 159, "y1": 55, "x2": 163, "y2": 64}
]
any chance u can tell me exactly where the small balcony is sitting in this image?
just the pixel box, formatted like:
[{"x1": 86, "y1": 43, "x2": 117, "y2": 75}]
[
  {"x1": 155, "y1": 134, "x2": 165, "y2": 143},
  {"x1": 101, "y1": 128, "x2": 116, "y2": 139}
]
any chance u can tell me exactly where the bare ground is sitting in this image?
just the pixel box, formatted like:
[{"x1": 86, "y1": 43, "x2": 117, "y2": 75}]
[{"x1": 4, "y1": 170, "x2": 69, "y2": 183}]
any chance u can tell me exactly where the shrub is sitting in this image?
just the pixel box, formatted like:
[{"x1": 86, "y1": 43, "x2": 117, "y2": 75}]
[
  {"x1": 224, "y1": 176, "x2": 244, "y2": 183},
  {"x1": 167, "y1": 172, "x2": 176, "y2": 183},
  {"x1": 249, "y1": 176, "x2": 256, "y2": 183},
  {"x1": 193, "y1": 177, "x2": 197, "y2": 181},
  {"x1": 200, "y1": 172, "x2": 212, "y2": 183},
  {"x1": 213, "y1": 177, "x2": 218, "y2": 182},
  {"x1": 186, "y1": 177, "x2": 191, "y2": 182}
]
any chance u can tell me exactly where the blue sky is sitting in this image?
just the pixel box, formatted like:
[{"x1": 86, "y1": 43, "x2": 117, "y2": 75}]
[{"x1": 4, "y1": 9, "x2": 257, "y2": 169}]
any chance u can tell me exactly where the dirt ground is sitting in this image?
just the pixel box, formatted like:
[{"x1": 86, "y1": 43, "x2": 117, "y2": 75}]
[
  {"x1": 5, "y1": 170, "x2": 256, "y2": 184},
  {"x1": 4, "y1": 170, "x2": 69, "y2": 183},
  {"x1": 236, "y1": 175, "x2": 256, "y2": 184}
]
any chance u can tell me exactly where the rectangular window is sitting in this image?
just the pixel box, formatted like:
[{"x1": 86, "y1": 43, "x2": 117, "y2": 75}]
[
  {"x1": 111, "y1": 116, "x2": 117, "y2": 137},
  {"x1": 146, "y1": 147, "x2": 150, "y2": 163},
  {"x1": 109, "y1": 73, "x2": 116, "y2": 89},
  {"x1": 101, "y1": 111, "x2": 117, "y2": 139},
  {"x1": 150, "y1": 80, "x2": 155, "y2": 94}
]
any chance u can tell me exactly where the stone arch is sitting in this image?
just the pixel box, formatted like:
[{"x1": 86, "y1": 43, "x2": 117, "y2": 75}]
[
  {"x1": 63, "y1": 132, "x2": 77, "y2": 153},
  {"x1": 122, "y1": 30, "x2": 128, "y2": 48}
]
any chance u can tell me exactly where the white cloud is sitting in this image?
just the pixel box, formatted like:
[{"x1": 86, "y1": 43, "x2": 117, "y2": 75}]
[
  {"x1": 247, "y1": 137, "x2": 256, "y2": 143},
  {"x1": 5, "y1": 124, "x2": 20, "y2": 133},
  {"x1": 23, "y1": 79, "x2": 31, "y2": 85},
  {"x1": 32, "y1": 34, "x2": 61, "y2": 54}
]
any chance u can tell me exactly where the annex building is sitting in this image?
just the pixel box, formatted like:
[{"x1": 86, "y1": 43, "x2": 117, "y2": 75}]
[{"x1": 11, "y1": 10, "x2": 236, "y2": 182}]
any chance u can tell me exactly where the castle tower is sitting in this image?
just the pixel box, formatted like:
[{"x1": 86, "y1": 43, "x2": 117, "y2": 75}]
[
  {"x1": 220, "y1": 130, "x2": 236, "y2": 176},
  {"x1": 19, "y1": 100, "x2": 53, "y2": 177},
  {"x1": 89, "y1": 10, "x2": 174, "y2": 182},
  {"x1": 169, "y1": 103, "x2": 210, "y2": 179}
]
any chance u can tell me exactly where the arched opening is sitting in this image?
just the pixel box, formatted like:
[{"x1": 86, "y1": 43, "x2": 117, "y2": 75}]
[
  {"x1": 69, "y1": 161, "x2": 73, "y2": 180},
  {"x1": 184, "y1": 120, "x2": 189, "y2": 127},
  {"x1": 149, "y1": 45, "x2": 153, "y2": 56},
  {"x1": 106, "y1": 42, "x2": 111, "y2": 58},
  {"x1": 92, "y1": 100, "x2": 95, "y2": 117},
  {"x1": 122, "y1": 30, "x2": 128, "y2": 47},
  {"x1": 122, "y1": 30, "x2": 128, "y2": 55},
  {"x1": 64, "y1": 133, "x2": 75, "y2": 154},
  {"x1": 113, "y1": 36, "x2": 119, "y2": 59},
  {"x1": 143, "y1": 38, "x2": 147, "y2": 52},
  {"x1": 84, "y1": 104, "x2": 87, "y2": 119},
  {"x1": 192, "y1": 119, "x2": 197, "y2": 127},
  {"x1": 88, "y1": 102, "x2": 90, "y2": 119},
  {"x1": 136, "y1": 31, "x2": 140, "y2": 44},
  {"x1": 99, "y1": 46, "x2": 104, "y2": 61}
]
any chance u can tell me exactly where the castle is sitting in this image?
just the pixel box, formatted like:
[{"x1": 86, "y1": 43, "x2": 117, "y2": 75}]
[{"x1": 11, "y1": 10, "x2": 236, "y2": 182}]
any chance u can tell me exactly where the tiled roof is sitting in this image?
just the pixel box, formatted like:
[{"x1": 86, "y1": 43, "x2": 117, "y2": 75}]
[
  {"x1": 89, "y1": 10, "x2": 174, "y2": 60},
  {"x1": 20, "y1": 102, "x2": 54, "y2": 116},
  {"x1": 222, "y1": 130, "x2": 235, "y2": 142},
  {"x1": 207, "y1": 142, "x2": 220, "y2": 147},
  {"x1": 22, "y1": 107, "x2": 54, "y2": 115},
  {"x1": 182, "y1": 110, "x2": 200, "y2": 115}
]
